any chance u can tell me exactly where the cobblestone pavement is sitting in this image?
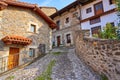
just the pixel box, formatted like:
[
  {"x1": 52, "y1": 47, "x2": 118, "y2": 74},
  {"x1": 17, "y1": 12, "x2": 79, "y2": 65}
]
[
  {"x1": 0, "y1": 54, "x2": 56, "y2": 80},
  {"x1": 51, "y1": 48, "x2": 100, "y2": 80},
  {"x1": 0, "y1": 47, "x2": 100, "y2": 80}
]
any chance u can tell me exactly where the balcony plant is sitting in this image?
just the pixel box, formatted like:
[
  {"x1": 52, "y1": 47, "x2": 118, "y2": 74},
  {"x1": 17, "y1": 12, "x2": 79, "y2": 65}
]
[
  {"x1": 99, "y1": 23, "x2": 118, "y2": 39},
  {"x1": 115, "y1": 0, "x2": 120, "y2": 39}
]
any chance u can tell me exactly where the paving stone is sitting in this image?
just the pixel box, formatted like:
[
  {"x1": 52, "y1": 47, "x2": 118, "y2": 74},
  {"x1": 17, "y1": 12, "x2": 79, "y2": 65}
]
[{"x1": 0, "y1": 47, "x2": 100, "y2": 80}]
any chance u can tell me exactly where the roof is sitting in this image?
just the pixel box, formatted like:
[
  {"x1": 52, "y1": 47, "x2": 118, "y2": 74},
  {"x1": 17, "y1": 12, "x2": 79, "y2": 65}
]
[
  {"x1": 40, "y1": 6, "x2": 57, "y2": 16},
  {"x1": 0, "y1": 0, "x2": 57, "y2": 29},
  {"x1": 50, "y1": 0, "x2": 94, "y2": 19},
  {"x1": 2, "y1": 35, "x2": 32, "y2": 45},
  {"x1": 40, "y1": 6, "x2": 57, "y2": 11}
]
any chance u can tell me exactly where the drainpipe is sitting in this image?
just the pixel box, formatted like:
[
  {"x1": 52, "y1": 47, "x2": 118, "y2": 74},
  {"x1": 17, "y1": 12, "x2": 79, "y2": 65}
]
[{"x1": 76, "y1": 0, "x2": 82, "y2": 30}]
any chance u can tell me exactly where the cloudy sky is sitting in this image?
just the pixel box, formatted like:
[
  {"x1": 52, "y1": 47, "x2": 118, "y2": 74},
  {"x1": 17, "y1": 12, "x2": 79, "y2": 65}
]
[{"x1": 20, "y1": 0, "x2": 75, "y2": 10}]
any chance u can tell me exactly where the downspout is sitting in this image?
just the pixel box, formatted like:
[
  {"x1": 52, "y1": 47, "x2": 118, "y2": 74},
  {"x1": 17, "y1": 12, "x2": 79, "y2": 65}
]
[{"x1": 77, "y1": 0, "x2": 82, "y2": 30}]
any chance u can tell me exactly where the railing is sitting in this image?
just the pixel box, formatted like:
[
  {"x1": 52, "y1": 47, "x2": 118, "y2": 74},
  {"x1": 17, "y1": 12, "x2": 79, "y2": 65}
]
[
  {"x1": 0, "y1": 53, "x2": 34, "y2": 74},
  {"x1": 0, "y1": 56, "x2": 8, "y2": 73}
]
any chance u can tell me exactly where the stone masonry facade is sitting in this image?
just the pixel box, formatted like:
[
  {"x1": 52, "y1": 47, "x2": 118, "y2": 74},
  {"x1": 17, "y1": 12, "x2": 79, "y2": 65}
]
[
  {"x1": 51, "y1": 6, "x2": 81, "y2": 47},
  {"x1": 75, "y1": 30, "x2": 120, "y2": 80},
  {"x1": 0, "y1": 6, "x2": 52, "y2": 66},
  {"x1": 40, "y1": 7, "x2": 57, "y2": 16}
]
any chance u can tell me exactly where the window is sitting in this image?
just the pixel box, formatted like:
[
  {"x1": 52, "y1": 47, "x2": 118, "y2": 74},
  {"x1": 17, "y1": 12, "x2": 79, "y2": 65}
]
[
  {"x1": 90, "y1": 17, "x2": 101, "y2": 24},
  {"x1": 66, "y1": 34, "x2": 71, "y2": 43},
  {"x1": 65, "y1": 17, "x2": 69, "y2": 24},
  {"x1": 110, "y1": 22, "x2": 115, "y2": 27},
  {"x1": 29, "y1": 48, "x2": 35, "y2": 57},
  {"x1": 73, "y1": 12, "x2": 78, "y2": 17},
  {"x1": 30, "y1": 24, "x2": 36, "y2": 33},
  {"x1": 109, "y1": 0, "x2": 114, "y2": 5},
  {"x1": 91, "y1": 26, "x2": 101, "y2": 36},
  {"x1": 94, "y1": 2, "x2": 103, "y2": 15},
  {"x1": 86, "y1": 7, "x2": 92, "y2": 13},
  {"x1": 56, "y1": 20, "x2": 60, "y2": 30}
]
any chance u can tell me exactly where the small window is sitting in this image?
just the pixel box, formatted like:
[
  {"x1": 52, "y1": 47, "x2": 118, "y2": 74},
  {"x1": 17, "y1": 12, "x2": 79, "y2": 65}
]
[
  {"x1": 110, "y1": 22, "x2": 115, "y2": 26},
  {"x1": 30, "y1": 24, "x2": 36, "y2": 33},
  {"x1": 66, "y1": 34, "x2": 71, "y2": 43},
  {"x1": 90, "y1": 17, "x2": 101, "y2": 25},
  {"x1": 56, "y1": 20, "x2": 60, "y2": 30},
  {"x1": 109, "y1": 0, "x2": 114, "y2": 5},
  {"x1": 65, "y1": 17, "x2": 69, "y2": 24},
  {"x1": 73, "y1": 12, "x2": 78, "y2": 17},
  {"x1": 29, "y1": 48, "x2": 35, "y2": 57},
  {"x1": 86, "y1": 7, "x2": 92, "y2": 13}
]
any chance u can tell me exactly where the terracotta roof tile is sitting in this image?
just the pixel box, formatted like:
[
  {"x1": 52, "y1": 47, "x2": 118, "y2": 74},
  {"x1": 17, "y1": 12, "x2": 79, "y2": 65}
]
[{"x1": 2, "y1": 35, "x2": 32, "y2": 45}]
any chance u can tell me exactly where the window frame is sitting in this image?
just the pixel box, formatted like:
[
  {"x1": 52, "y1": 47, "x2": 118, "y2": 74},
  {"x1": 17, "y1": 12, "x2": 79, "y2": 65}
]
[
  {"x1": 28, "y1": 22, "x2": 38, "y2": 33},
  {"x1": 29, "y1": 48, "x2": 35, "y2": 57},
  {"x1": 90, "y1": 17, "x2": 101, "y2": 25},
  {"x1": 91, "y1": 26, "x2": 101, "y2": 36},
  {"x1": 56, "y1": 20, "x2": 60, "y2": 30},
  {"x1": 86, "y1": 7, "x2": 92, "y2": 14},
  {"x1": 65, "y1": 17, "x2": 70, "y2": 24},
  {"x1": 66, "y1": 34, "x2": 71, "y2": 44},
  {"x1": 110, "y1": 22, "x2": 115, "y2": 27},
  {"x1": 94, "y1": 1, "x2": 104, "y2": 15},
  {"x1": 30, "y1": 24, "x2": 36, "y2": 33}
]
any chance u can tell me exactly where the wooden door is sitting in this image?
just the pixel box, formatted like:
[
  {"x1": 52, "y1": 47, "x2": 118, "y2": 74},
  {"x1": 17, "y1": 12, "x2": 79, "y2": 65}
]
[
  {"x1": 57, "y1": 36, "x2": 61, "y2": 47},
  {"x1": 8, "y1": 48, "x2": 19, "y2": 70}
]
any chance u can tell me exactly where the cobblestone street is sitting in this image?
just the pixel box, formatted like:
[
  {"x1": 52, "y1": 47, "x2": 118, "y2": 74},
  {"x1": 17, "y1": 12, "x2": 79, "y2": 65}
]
[{"x1": 0, "y1": 47, "x2": 100, "y2": 80}]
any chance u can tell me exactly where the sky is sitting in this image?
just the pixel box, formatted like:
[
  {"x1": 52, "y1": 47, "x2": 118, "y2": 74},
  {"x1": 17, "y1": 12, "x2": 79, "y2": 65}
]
[{"x1": 20, "y1": 0, "x2": 75, "y2": 10}]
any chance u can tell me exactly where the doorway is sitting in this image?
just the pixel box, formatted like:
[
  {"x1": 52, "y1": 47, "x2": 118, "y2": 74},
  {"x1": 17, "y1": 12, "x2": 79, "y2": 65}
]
[
  {"x1": 57, "y1": 36, "x2": 61, "y2": 47},
  {"x1": 8, "y1": 47, "x2": 19, "y2": 70}
]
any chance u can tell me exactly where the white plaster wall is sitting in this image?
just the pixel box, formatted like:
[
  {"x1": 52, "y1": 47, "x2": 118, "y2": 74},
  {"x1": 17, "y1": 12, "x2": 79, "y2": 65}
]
[
  {"x1": 81, "y1": 12, "x2": 118, "y2": 36},
  {"x1": 101, "y1": 12, "x2": 118, "y2": 27},
  {"x1": 103, "y1": 0, "x2": 116, "y2": 12},
  {"x1": 81, "y1": 0, "x2": 116, "y2": 20}
]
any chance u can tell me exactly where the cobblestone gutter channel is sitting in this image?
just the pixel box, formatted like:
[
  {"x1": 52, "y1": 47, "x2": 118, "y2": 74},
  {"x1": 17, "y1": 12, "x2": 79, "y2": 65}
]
[{"x1": 0, "y1": 48, "x2": 100, "y2": 80}]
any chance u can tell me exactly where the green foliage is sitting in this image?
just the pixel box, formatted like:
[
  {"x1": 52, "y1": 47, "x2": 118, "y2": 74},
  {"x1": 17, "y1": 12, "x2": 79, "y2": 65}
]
[
  {"x1": 93, "y1": 34, "x2": 99, "y2": 38},
  {"x1": 115, "y1": 0, "x2": 120, "y2": 39},
  {"x1": 99, "y1": 23, "x2": 118, "y2": 39},
  {"x1": 52, "y1": 52, "x2": 61, "y2": 55},
  {"x1": 116, "y1": 0, "x2": 120, "y2": 11},
  {"x1": 5, "y1": 76, "x2": 15, "y2": 80},
  {"x1": 35, "y1": 60, "x2": 56, "y2": 80},
  {"x1": 100, "y1": 74, "x2": 108, "y2": 80}
]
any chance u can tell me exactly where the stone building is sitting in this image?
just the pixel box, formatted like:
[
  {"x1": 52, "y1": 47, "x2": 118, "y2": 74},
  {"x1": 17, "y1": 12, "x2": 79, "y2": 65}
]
[
  {"x1": 50, "y1": 1, "x2": 81, "y2": 47},
  {"x1": 0, "y1": 0, "x2": 56, "y2": 72},
  {"x1": 40, "y1": 7, "x2": 57, "y2": 16},
  {"x1": 50, "y1": 0, "x2": 118, "y2": 47}
]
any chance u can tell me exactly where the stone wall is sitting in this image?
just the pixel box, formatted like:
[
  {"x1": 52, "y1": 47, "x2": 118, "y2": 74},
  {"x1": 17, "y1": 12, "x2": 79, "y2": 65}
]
[
  {"x1": 0, "y1": 6, "x2": 52, "y2": 52},
  {"x1": 75, "y1": 30, "x2": 120, "y2": 80},
  {"x1": 0, "y1": 6, "x2": 52, "y2": 66},
  {"x1": 52, "y1": 6, "x2": 81, "y2": 47}
]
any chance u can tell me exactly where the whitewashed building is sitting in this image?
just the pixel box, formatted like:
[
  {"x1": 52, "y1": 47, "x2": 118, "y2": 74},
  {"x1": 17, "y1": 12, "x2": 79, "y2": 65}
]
[
  {"x1": 50, "y1": 0, "x2": 118, "y2": 47},
  {"x1": 80, "y1": 0, "x2": 118, "y2": 36}
]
